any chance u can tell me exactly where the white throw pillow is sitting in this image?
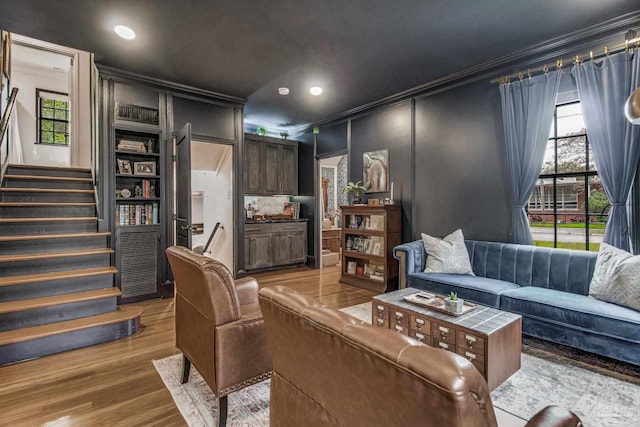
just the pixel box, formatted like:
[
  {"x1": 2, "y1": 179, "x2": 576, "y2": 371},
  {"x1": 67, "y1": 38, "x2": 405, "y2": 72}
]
[
  {"x1": 589, "y1": 243, "x2": 640, "y2": 311},
  {"x1": 421, "y1": 229, "x2": 474, "y2": 275}
]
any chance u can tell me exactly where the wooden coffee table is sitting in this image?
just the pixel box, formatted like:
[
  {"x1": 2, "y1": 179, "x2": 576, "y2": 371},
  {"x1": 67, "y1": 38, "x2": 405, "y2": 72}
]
[{"x1": 372, "y1": 288, "x2": 522, "y2": 391}]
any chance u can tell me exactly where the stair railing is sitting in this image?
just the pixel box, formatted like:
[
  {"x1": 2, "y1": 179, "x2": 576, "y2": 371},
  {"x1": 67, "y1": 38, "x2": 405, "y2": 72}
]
[
  {"x1": 0, "y1": 87, "x2": 19, "y2": 182},
  {"x1": 194, "y1": 222, "x2": 223, "y2": 255}
]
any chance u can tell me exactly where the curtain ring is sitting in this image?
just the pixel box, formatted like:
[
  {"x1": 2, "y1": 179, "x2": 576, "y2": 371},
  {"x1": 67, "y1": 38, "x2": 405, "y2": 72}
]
[
  {"x1": 543, "y1": 64, "x2": 549, "y2": 73},
  {"x1": 589, "y1": 51, "x2": 594, "y2": 62},
  {"x1": 527, "y1": 69, "x2": 532, "y2": 80},
  {"x1": 518, "y1": 71, "x2": 523, "y2": 80},
  {"x1": 604, "y1": 46, "x2": 609, "y2": 56},
  {"x1": 556, "y1": 59, "x2": 563, "y2": 69}
]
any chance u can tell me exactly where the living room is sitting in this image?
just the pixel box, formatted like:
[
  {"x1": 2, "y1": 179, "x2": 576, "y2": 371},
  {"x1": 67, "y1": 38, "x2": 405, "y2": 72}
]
[{"x1": 1, "y1": 2, "x2": 640, "y2": 426}]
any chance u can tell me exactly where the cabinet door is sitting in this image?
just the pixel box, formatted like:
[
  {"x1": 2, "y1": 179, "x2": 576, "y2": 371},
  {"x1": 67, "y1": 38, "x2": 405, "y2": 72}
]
[
  {"x1": 264, "y1": 143, "x2": 280, "y2": 194},
  {"x1": 246, "y1": 233, "x2": 272, "y2": 269},
  {"x1": 116, "y1": 226, "x2": 161, "y2": 302},
  {"x1": 245, "y1": 140, "x2": 263, "y2": 194},
  {"x1": 289, "y1": 230, "x2": 307, "y2": 264},
  {"x1": 280, "y1": 144, "x2": 298, "y2": 195},
  {"x1": 271, "y1": 233, "x2": 292, "y2": 266}
]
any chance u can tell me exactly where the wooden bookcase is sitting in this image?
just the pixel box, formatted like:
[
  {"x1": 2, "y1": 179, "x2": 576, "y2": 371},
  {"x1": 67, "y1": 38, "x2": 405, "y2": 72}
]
[{"x1": 339, "y1": 204, "x2": 401, "y2": 293}]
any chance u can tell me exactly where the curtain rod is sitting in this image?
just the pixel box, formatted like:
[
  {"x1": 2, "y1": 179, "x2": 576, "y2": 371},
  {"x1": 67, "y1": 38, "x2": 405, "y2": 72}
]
[{"x1": 490, "y1": 33, "x2": 640, "y2": 84}]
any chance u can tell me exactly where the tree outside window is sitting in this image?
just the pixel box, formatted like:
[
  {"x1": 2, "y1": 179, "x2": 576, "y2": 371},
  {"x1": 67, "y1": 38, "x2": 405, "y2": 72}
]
[
  {"x1": 527, "y1": 101, "x2": 609, "y2": 251},
  {"x1": 37, "y1": 89, "x2": 69, "y2": 145}
]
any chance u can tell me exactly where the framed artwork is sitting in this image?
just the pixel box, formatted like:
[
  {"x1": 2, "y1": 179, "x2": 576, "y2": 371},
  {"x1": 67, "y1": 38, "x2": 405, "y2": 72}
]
[
  {"x1": 117, "y1": 158, "x2": 132, "y2": 174},
  {"x1": 133, "y1": 161, "x2": 156, "y2": 176},
  {"x1": 363, "y1": 149, "x2": 389, "y2": 192}
]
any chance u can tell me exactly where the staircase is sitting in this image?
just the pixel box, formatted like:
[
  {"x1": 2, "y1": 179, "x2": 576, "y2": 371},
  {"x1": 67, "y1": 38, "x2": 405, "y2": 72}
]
[{"x1": 0, "y1": 164, "x2": 143, "y2": 365}]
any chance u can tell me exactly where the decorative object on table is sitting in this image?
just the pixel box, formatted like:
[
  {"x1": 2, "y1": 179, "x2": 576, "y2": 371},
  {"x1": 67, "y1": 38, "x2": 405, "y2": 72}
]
[
  {"x1": 279, "y1": 131, "x2": 289, "y2": 139},
  {"x1": 256, "y1": 126, "x2": 267, "y2": 136},
  {"x1": 342, "y1": 181, "x2": 367, "y2": 204},
  {"x1": 117, "y1": 158, "x2": 132, "y2": 174},
  {"x1": 363, "y1": 149, "x2": 389, "y2": 192},
  {"x1": 402, "y1": 291, "x2": 476, "y2": 317},
  {"x1": 443, "y1": 291, "x2": 464, "y2": 314},
  {"x1": 120, "y1": 188, "x2": 131, "y2": 198},
  {"x1": 133, "y1": 161, "x2": 156, "y2": 176}
]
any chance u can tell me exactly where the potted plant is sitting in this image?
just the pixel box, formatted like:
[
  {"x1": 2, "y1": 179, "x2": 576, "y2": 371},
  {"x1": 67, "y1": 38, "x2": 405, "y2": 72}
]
[
  {"x1": 280, "y1": 131, "x2": 289, "y2": 140},
  {"x1": 443, "y1": 292, "x2": 464, "y2": 314},
  {"x1": 256, "y1": 127, "x2": 267, "y2": 136},
  {"x1": 343, "y1": 181, "x2": 367, "y2": 204}
]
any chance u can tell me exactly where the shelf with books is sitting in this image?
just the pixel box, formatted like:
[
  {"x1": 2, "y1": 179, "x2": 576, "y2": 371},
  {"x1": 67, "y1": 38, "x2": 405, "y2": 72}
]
[{"x1": 339, "y1": 204, "x2": 401, "y2": 293}]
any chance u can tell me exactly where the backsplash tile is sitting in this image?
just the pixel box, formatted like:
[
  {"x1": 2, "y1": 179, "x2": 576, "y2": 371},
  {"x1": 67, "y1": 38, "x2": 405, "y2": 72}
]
[{"x1": 244, "y1": 196, "x2": 290, "y2": 215}]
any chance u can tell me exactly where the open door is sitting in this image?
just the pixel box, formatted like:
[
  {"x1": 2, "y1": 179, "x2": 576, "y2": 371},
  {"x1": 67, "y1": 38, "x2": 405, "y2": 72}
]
[{"x1": 175, "y1": 123, "x2": 192, "y2": 248}]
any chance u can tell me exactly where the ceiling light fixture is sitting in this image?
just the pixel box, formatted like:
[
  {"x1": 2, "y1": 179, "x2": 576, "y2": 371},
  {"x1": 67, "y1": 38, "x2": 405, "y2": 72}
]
[
  {"x1": 310, "y1": 86, "x2": 323, "y2": 96},
  {"x1": 278, "y1": 87, "x2": 290, "y2": 95},
  {"x1": 114, "y1": 25, "x2": 136, "y2": 40}
]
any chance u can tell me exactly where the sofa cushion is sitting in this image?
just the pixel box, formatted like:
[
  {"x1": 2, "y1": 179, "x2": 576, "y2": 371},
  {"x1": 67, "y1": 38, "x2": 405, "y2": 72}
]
[
  {"x1": 500, "y1": 287, "x2": 640, "y2": 342},
  {"x1": 408, "y1": 272, "x2": 519, "y2": 308},
  {"x1": 421, "y1": 230, "x2": 474, "y2": 275},
  {"x1": 589, "y1": 243, "x2": 640, "y2": 311}
]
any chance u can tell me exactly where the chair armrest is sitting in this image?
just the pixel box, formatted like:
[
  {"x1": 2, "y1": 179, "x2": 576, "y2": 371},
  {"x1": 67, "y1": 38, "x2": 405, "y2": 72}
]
[
  {"x1": 524, "y1": 406, "x2": 582, "y2": 427},
  {"x1": 235, "y1": 276, "x2": 259, "y2": 307},
  {"x1": 393, "y1": 240, "x2": 425, "y2": 288}
]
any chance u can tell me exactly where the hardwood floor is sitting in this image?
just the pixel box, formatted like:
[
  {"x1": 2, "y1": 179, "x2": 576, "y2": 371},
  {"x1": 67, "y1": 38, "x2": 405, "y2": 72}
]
[{"x1": 0, "y1": 265, "x2": 374, "y2": 426}]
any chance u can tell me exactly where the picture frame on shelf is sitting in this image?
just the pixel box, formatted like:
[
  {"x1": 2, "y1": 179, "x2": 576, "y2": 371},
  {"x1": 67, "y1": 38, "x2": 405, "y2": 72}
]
[
  {"x1": 363, "y1": 239, "x2": 372, "y2": 254},
  {"x1": 117, "y1": 158, "x2": 132, "y2": 174},
  {"x1": 347, "y1": 261, "x2": 357, "y2": 275},
  {"x1": 134, "y1": 161, "x2": 156, "y2": 176},
  {"x1": 372, "y1": 242, "x2": 382, "y2": 256}
]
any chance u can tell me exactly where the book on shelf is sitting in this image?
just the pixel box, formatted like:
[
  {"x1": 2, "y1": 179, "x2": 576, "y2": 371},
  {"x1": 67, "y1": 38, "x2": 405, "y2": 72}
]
[
  {"x1": 117, "y1": 140, "x2": 147, "y2": 153},
  {"x1": 117, "y1": 203, "x2": 159, "y2": 225}
]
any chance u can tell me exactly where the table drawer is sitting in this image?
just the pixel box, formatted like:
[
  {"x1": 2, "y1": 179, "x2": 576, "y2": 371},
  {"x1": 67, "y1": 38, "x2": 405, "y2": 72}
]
[
  {"x1": 390, "y1": 308, "x2": 409, "y2": 329},
  {"x1": 431, "y1": 322, "x2": 456, "y2": 345},
  {"x1": 392, "y1": 323, "x2": 408, "y2": 335},
  {"x1": 373, "y1": 316, "x2": 388, "y2": 328},
  {"x1": 373, "y1": 303, "x2": 389, "y2": 323},
  {"x1": 457, "y1": 331, "x2": 485, "y2": 355},
  {"x1": 457, "y1": 348, "x2": 486, "y2": 374},
  {"x1": 409, "y1": 329, "x2": 430, "y2": 344},
  {"x1": 432, "y1": 337, "x2": 455, "y2": 352},
  {"x1": 410, "y1": 314, "x2": 431, "y2": 334}
]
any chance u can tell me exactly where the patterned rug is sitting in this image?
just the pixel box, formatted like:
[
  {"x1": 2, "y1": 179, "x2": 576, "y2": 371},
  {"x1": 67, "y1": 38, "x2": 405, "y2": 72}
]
[{"x1": 154, "y1": 302, "x2": 640, "y2": 427}]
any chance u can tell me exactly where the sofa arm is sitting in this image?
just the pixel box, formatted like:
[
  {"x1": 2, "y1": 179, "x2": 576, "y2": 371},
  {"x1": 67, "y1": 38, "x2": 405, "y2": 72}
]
[
  {"x1": 393, "y1": 240, "x2": 425, "y2": 289},
  {"x1": 235, "y1": 276, "x2": 259, "y2": 307},
  {"x1": 524, "y1": 406, "x2": 582, "y2": 427}
]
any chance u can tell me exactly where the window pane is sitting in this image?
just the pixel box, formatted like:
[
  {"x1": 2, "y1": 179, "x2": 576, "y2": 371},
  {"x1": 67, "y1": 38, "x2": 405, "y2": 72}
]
[
  {"x1": 556, "y1": 103, "x2": 585, "y2": 137},
  {"x1": 54, "y1": 121, "x2": 66, "y2": 132},
  {"x1": 556, "y1": 136, "x2": 586, "y2": 173},
  {"x1": 54, "y1": 100, "x2": 68, "y2": 109},
  {"x1": 54, "y1": 110, "x2": 67, "y2": 120},
  {"x1": 540, "y1": 140, "x2": 555, "y2": 174},
  {"x1": 42, "y1": 108, "x2": 54, "y2": 119},
  {"x1": 41, "y1": 131, "x2": 53, "y2": 143},
  {"x1": 588, "y1": 143, "x2": 597, "y2": 172},
  {"x1": 41, "y1": 120, "x2": 54, "y2": 131},
  {"x1": 42, "y1": 99, "x2": 54, "y2": 108},
  {"x1": 54, "y1": 133, "x2": 67, "y2": 144}
]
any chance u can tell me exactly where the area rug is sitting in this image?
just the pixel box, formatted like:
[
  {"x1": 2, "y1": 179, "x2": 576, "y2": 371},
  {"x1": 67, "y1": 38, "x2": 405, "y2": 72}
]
[{"x1": 154, "y1": 302, "x2": 640, "y2": 427}]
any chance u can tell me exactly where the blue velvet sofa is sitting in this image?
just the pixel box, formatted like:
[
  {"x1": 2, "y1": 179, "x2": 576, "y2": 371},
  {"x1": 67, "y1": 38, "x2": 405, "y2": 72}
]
[{"x1": 393, "y1": 240, "x2": 640, "y2": 366}]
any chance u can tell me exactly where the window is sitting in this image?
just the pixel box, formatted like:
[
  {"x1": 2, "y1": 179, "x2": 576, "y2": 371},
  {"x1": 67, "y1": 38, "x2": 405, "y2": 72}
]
[
  {"x1": 37, "y1": 89, "x2": 69, "y2": 145},
  {"x1": 527, "y1": 101, "x2": 609, "y2": 251}
]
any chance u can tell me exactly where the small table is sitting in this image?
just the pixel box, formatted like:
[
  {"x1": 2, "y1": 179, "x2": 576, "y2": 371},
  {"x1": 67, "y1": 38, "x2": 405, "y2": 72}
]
[{"x1": 372, "y1": 288, "x2": 522, "y2": 391}]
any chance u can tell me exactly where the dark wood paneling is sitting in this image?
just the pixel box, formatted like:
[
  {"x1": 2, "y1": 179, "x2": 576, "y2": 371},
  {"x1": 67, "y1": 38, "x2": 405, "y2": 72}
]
[
  {"x1": 414, "y1": 80, "x2": 511, "y2": 242},
  {"x1": 351, "y1": 102, "x2": 413, "y2": 242},
  {"x1": 172, "y1": 96, "x2": 235, "y2": 141}
]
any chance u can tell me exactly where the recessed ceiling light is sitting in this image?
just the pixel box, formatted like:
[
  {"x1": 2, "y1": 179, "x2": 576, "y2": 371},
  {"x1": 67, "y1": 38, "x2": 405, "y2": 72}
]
[
  {"x1": 114, "y1": 25, "x2": 136, "y2": 40},
  {"x1": 278, "y1": 87, "x2": 290, "y2": 95},
  {"x1": 310, "y1": 86, "x2": 323, "y2": 96}
]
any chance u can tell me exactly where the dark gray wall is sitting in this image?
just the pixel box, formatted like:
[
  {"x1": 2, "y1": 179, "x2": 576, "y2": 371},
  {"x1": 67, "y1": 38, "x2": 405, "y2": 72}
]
[
  {"x1": 294, "y1": 131, "x2": 316, "y2": 265},
  {"x1": 350, "y1": 102, "x2": 414, "y2": 243},
  {"x1": 172, "y1": 96, "x2": 236, "y2": 141},
  {"x1": 414, "y1": 81, "x2": 511, "y2": 242},
  {"x1": 316, "y1": 121, "x2": 348, "y2": 157}
]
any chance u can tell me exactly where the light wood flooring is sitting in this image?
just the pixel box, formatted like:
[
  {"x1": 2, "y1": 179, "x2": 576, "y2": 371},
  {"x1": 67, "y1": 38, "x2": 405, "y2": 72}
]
[{"x1": 0, "y1": 265, "x2": 375, "y2": 426}]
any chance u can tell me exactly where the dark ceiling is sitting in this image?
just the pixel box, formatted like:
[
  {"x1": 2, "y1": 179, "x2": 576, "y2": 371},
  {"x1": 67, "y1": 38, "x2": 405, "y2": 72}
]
[{"x1": 1, "y1": 0, "x2": 639, "y2": 135}]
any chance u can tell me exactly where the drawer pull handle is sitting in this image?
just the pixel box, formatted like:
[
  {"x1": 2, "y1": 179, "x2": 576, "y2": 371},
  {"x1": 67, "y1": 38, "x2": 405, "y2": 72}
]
[
  {"x1": 376, "y1": 318, "x2": 384, "y2": 325},
  {"x1": 395, "y1": 312, "x2": 403, "y2": 320},
  {"x1": 415, "y1": 318, "x2": 425, "y2": 325},
  {"x1": 438, "y1": 326, "x2": 449, "y2": 333},
  {"x1": 395, "y1": 325, "x2": 403, "y2": 332},
  {"x1": 466, "y1": 339, "x2": 475, "y2": 348},
  {"x1": 376, "y1": 305, "x2": 384, "y2": 312},
  {"x1": 415, "y1": 332, "x2": 425, "y2": 341},
  {"x1": 465, "y1": 352, "x2": 476, "y2": 361},
  {"x1": 438, "y1": 342, "x2": 449, "y2": 350}
]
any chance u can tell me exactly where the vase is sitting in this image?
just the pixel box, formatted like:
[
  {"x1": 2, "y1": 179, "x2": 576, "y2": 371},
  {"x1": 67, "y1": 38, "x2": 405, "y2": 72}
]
[{"x1": 443, "y1": 299, "x2": 464, "y2": 314}]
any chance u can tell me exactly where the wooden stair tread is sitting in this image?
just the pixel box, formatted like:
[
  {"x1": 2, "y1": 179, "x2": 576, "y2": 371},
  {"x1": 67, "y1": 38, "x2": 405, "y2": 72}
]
[
  {"x1": 0, "y1": 202, "x2": 96, "y2": 207},
  {"x1": 0, "y1": 266, "x2": 117, "y2": 287},
  {"x1": 8, "y1": 164, "x2": 91, "y2": 173},
  {"x1": 0, "y1": 248, "x2": 113, "y2": 263},
  {"x1": 0, "y1": 232, "x2": 110, "y2": 242},
  {"x1": 3, "y1": 174, "x2": 92, "y2": 182},
  {"x1": 0, "y1": 305, "x2": 142, "y2": 346},
  {"x1": 0, "y1": 216, "x2": 97, "y2": 223},
  {"x1": 0, "y1": 288, "x2": 121, "y2": 315},
  {"x1": 0, "y1": 188, "x2": 94, "y2": 193}
]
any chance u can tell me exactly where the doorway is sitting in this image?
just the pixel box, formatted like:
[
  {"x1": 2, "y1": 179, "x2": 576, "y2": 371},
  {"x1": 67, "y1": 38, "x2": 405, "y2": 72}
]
[
  {"x1": 190, "y1": 141, "x2": 234, "y2": 271},
  {"x1": 318, "y1": 154, "x2": 347, "y2": 269}
]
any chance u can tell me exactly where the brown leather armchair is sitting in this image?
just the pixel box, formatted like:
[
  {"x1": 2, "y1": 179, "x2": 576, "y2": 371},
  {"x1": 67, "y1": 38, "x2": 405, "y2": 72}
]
[
  {"x1": 259, "y1": 285, "x2": 582, "y2": 427},
  {"x1": 166, "y1": 246, "x2": 272, "y2": 427}
]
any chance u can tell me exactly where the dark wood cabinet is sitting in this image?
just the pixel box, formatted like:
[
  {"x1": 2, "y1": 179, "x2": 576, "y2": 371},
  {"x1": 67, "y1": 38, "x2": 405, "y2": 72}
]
[
  {"x1": 244, "y1": 222, "x2": 307, "y2": 271},
  {"x1": 245, "y1": 228, "x2": 272, "y2": 270},
  {"x1": 340, "y1": 205, "x2": 401, "y2": 293},
  {"x1": 244, "y1": 134, "x2": 298, "y2": 195}
]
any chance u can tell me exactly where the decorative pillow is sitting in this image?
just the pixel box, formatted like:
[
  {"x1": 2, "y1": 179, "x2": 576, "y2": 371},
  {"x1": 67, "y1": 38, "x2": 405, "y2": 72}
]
[
  {"x1": 421, "y1": 229, "x2": 474, "y2": 275},
  {"x1": 589, "y1": 243, "x2": 640, "y2": 311}
]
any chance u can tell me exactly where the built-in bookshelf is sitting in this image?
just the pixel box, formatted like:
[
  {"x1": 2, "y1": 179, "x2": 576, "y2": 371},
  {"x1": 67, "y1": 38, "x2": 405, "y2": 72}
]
[{"x1": 339, "y1": 204, "x2": 401, "y2": 293}]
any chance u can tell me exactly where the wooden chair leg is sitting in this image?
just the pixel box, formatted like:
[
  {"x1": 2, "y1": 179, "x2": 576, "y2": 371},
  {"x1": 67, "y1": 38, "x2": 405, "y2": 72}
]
[
  {"x1": 181, "y1": 354, "x2": 191, "y2": 384},
  {"x1": 218, "y1": 395, "x2": 228, "y2": 427}
]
